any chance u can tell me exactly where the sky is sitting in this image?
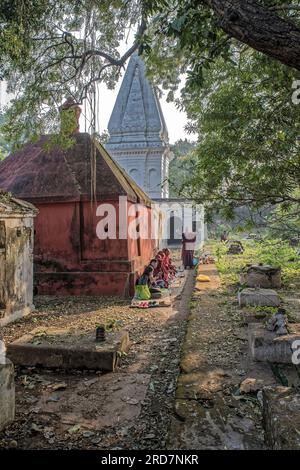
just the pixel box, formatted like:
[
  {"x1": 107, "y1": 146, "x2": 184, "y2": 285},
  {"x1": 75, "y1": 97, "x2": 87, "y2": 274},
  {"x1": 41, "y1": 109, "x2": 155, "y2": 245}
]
[
  {"x1": 0, "y1": 30, "x2": 194, "y2": 144},
  {"x1": 95, "y1": 76, "x2": 193, "y2": 144}
]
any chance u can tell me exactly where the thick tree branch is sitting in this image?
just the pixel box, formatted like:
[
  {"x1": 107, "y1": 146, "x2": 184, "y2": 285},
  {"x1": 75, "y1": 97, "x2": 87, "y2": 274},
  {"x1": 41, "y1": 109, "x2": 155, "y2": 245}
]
[
  {"x1": 206, "y1": 0, "x2": 300, "y2": 70},
  {"x1": 270, "y1": 4, "x2": 300, "y2": 12}
]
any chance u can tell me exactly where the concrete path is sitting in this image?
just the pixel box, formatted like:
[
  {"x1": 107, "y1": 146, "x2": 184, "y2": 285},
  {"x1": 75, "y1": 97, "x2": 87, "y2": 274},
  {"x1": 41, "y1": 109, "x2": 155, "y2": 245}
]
[{"x1": 168, "y1": 263, "x2": 266, "y2": 450}]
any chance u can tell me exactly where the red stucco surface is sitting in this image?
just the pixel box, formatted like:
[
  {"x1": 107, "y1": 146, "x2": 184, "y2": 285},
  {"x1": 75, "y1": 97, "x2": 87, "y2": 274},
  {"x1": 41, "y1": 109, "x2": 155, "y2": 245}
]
[{"x1": 0, "y1": 134, "x2": 157, "y2": 296}]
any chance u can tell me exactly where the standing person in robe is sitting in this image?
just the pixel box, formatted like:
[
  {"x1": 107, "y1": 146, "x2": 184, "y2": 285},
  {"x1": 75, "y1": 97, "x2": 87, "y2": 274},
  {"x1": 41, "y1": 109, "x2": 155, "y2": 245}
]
[
  {"x1": 181, "y1": 229, "x2": 197, "y2": 269},
  {"x1": 220, "y1": 231, "x2": 228, "y2": 242}
]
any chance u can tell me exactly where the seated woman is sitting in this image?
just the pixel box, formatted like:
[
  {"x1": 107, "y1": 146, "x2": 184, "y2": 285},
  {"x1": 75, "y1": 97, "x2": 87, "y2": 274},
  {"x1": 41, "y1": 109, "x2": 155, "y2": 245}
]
[
  {"x1": 152, "y1": 251, "x2": 170, "y2": 288},
  {"x1": 162, "y1": 248, "x2": 177, "y2": 278},
  {"x1": 136, "y1": 259, "x2": 162, "y2": 297}
]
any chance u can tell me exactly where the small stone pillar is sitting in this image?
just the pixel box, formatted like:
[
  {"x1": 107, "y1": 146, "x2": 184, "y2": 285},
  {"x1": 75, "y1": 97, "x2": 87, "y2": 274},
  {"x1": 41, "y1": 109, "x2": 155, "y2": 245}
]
[
  {"x1": 0, "y1": 339, "x2": 15, "y2": 431},
  {"x1": 227, "y1": 240, "x2": 244, "y2": 254}
]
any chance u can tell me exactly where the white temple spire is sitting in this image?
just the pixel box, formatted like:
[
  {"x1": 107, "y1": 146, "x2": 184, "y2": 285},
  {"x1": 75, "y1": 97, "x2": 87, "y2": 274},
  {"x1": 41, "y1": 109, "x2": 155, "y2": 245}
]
[{"x1": 106, "y1": 53, "x2": 171, "y2": 198}]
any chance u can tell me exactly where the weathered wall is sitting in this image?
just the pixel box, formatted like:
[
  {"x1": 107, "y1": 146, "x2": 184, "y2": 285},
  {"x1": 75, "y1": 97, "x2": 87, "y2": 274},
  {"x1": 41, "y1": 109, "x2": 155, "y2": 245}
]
[
  {"x1": 33, "y1": 199, "x2": 156, "y2": 297},
  {"x1": 127, "y1": 202, "x2": 156, "y2": 276},
  {"x1": 0, "y1": 216, "x2": 34, "y2": 326}
]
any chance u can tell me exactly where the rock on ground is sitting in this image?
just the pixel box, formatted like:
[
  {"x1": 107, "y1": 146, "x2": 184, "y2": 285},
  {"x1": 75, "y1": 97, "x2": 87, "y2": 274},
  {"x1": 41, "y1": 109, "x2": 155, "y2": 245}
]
[{"x1": 263, "y1": 386, "x2": 300, "y2": 450}]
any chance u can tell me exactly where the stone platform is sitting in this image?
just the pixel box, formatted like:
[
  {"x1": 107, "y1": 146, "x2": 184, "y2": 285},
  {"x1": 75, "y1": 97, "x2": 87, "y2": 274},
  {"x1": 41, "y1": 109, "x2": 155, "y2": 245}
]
[
  {"x1": 0, "y1": 358, "x2": 15, "y2": 431},
  {"x1": 263, "y1": 386, "x2": 300, "y2": 449},
  {"x1": 248, "y1": 323, "x2": 300, "y2": 363},
  {"x1": 7, "y1": 327, "x2": 130, "y2": 371},
  {"x1": 238, "y1": 288, "x2": 280, "y2": 307}
]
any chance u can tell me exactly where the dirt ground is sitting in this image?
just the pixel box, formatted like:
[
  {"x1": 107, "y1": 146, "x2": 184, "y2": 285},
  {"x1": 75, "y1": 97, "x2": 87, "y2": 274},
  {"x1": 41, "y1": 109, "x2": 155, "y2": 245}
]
[
  {"x1": 169, "y1": 264, "x2": 266, "y2": 449},
  {"x1": 2, "y1": 245, "x2": 300, "y2": 450},
  {"x1": 167, "y1": 252, "x2": 300, "y2": 450},
  {"x1": 0, "y1": 253, "x2": 196, "y2": 450}
]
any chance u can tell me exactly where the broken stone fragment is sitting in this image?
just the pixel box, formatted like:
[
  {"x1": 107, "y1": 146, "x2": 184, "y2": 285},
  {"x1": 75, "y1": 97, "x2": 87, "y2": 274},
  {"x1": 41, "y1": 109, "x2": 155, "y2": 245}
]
[
  {"x1": 239, "y1": 377, "x2": 265, "y2": 394},
  {"x1": 266, "y1": 309, "x2": 288, "y2": 336},
  {"x1": 263, "y1": 386, "x2": 300, "y2": 449},
  {"x1": 228, "y1": 241, "x2": 244, "y2": 255}
]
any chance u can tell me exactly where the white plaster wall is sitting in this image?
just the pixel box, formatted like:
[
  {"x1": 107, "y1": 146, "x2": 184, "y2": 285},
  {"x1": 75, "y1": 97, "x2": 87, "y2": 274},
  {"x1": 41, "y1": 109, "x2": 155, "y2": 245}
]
[
  {"x1": 154, "y1": 201, "x2": 205, "y2": 248},
  {"x1": 112, "y1": 149, "x2": 166, "y2": 198}
]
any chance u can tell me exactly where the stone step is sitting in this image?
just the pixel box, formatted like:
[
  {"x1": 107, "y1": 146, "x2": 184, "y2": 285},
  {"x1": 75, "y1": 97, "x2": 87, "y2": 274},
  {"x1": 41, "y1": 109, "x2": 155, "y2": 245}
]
[{"x1": 7, "y1": 327, "x2": 131, "y2": 371}]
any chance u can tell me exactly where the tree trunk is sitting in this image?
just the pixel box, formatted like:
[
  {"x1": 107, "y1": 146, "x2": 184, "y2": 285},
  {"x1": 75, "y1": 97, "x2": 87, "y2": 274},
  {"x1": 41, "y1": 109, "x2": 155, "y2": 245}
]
[{"x1": 208, "y1": 0, "x2": 300, "y2": 71}]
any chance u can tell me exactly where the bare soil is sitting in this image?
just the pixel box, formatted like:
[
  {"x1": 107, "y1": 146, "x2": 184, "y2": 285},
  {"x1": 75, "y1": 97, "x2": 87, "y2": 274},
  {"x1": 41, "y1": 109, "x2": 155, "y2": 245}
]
[{"x1": 0, "y1": 257, "x2": 195, "y2": 450}]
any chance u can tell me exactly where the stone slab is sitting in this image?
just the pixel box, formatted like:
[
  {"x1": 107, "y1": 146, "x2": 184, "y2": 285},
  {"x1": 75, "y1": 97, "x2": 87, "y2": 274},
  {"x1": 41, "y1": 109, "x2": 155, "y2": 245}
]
[
  {"x1": 248, "y1": 323, "x2": 300, "y2": 364},
  {"x1": 35, "y1": 373, "x2": 150, "y2": 431},
  {"x1": 7, "y1": 327, "x2": 130, "y2": 371},
  {"x1": 169, "y1": 397, "x2": 262, "y2": 450},
  {"x1": 241, "y1": 310, "x2": 270, "y2": 325},
  {"x1": 263, "y1": 386, "x2": 300, "y2": 449},
  {"x1": 0, "y1": 358, "x2": 15, "y2": 431},
  {"x1": 238, "y1": 288, "x2": 280, "y2": 307}
]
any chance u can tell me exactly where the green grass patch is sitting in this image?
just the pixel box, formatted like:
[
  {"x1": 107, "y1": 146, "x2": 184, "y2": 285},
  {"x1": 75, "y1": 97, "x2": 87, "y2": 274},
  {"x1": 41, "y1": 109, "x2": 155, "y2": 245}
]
[{"x1": 208, "y1": 239, "x2": 300, "y2": 289}]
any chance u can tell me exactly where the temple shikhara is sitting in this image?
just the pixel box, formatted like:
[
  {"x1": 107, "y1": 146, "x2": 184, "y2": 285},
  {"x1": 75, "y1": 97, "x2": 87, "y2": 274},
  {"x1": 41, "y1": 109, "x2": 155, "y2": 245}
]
[
  {"x1": 106, "y1": 53, "x2": 171, "y2": 199},
  {"x1": 106, "y1": 54, "x2": 205, "y2": 248}
]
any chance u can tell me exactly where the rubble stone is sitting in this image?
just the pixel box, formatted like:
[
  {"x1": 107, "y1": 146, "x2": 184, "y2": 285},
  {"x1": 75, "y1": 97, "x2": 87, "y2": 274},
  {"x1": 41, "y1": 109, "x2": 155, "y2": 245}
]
[
  {"x1": 263, "y1": 386, "x2": 300, "y2": 449},
  {"x1": 239, "y1": 377, "x2": 265, "y2": 394},
  {"x1": 240, "y1": 265, "x2": 281, "y2": 289},
  {"x1": 0, "y1": 358, "x2": 15, "y2": 431}
]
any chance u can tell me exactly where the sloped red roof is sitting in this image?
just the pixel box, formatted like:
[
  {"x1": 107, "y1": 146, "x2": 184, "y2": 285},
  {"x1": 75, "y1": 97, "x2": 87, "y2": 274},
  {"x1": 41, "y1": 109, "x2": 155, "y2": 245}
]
[{"x1": 0, "y1": 133, "x2": 152, "y2": 205}]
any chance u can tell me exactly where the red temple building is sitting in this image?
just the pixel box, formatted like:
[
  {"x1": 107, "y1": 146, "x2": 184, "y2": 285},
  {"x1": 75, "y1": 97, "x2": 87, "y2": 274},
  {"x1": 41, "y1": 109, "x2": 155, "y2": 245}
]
[{"x1": 0, "y1": 102, "x2": 158, "y2": 296}]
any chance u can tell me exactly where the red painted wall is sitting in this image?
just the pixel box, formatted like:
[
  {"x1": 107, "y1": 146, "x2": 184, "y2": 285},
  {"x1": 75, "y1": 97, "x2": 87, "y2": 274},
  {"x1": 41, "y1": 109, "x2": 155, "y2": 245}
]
[{"x1": 33, "y1": 198, "x2": 156, "y2": 296}]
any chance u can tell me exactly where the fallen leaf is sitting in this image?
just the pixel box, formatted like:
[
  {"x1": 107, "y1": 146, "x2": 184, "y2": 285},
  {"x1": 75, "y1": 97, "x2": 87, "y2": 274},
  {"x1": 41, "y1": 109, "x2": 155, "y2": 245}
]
[
  {"x1": 67, "y1": 424, "x2": 81, "y2": 434},
  {"x1": 31, "y1": 423, "x2": 43, "y2": 433},
  {"x1": 50, "y1": 382, "x2": 67, "y2": 391}
]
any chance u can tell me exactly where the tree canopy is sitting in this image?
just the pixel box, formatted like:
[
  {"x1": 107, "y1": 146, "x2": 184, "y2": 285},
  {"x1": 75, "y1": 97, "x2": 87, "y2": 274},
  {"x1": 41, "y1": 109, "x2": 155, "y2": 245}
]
[
  {"x1": 170, "y1": 49, "x2": 300, "y2": 237},
  {"x1": 169, "y1": 139, "x2": 196, "y2": 197},
  {"x1": 1, "y1": 0, "x2": 300, "y2": 147},
  {"x1": 0, "y1": 0, "x2": 300, "y2": 237}
]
